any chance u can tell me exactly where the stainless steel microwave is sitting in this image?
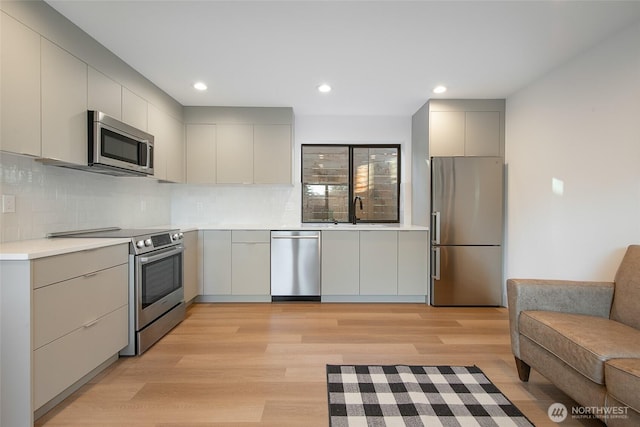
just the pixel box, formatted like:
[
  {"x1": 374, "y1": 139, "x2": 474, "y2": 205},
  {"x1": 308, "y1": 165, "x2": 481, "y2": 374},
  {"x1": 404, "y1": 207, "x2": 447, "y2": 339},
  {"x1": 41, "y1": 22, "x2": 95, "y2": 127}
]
[{"x1": 89, "y1": 110, "x2": 154, "y2": 176}]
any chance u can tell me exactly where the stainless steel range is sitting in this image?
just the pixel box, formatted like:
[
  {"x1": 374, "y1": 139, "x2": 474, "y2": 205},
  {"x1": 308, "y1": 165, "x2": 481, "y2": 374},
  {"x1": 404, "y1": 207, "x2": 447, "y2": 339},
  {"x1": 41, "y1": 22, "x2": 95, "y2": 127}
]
[{"x1": 49, "y1": 227, "x2": 185, "y2": 355}]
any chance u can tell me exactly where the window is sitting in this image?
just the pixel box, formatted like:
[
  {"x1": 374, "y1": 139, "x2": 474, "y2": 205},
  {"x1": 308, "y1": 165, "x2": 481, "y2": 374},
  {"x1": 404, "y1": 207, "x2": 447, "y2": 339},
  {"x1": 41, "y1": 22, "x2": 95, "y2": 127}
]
[{"x1": 302, "y1": 144, "x2": 400, "y2": 223}]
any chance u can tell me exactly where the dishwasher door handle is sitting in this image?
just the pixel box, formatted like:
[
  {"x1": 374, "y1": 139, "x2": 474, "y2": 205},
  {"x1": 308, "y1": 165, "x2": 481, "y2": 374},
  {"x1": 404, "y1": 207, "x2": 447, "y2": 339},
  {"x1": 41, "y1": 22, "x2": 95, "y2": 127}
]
[{"x1": 271, "y1": 235, "x2": 319, "y2": 239}]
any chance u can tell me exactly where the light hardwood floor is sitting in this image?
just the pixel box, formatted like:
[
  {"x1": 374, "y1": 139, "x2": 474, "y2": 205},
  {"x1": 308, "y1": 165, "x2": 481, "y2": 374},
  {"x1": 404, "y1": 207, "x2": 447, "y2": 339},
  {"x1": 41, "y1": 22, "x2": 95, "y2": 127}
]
[{"x1": 36, "y1": 303, "x2": 603, "y2": 426}]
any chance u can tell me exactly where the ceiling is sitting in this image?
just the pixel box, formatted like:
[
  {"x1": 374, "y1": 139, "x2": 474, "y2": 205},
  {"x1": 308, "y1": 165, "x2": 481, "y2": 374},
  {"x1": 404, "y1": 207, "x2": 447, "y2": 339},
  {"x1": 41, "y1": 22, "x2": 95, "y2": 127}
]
[{"x1": 45, "y1": 1, "x2": 640, "y2": 116}]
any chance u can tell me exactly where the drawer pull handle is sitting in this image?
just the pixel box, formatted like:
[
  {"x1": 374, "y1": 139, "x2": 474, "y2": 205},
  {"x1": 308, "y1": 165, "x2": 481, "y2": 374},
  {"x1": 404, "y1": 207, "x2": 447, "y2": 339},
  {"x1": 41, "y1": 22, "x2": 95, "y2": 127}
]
[
  {"x1": 83, "y1": 272, "x2": 98, "y2": 278},
  {"x1": 83, "y1": 318, "x2": 100, "y2": 328}
]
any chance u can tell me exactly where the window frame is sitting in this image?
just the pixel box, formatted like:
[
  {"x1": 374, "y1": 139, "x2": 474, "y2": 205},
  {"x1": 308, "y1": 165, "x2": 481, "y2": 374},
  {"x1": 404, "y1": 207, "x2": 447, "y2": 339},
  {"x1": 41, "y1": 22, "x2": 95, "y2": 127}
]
[{"x1": 301, "y1": 143, "x2": 401, "y2": 224}]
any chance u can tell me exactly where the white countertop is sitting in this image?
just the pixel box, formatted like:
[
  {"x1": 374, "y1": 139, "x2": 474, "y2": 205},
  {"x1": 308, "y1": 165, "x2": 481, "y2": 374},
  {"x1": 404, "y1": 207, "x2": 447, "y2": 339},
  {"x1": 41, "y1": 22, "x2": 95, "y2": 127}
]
[
  {"x1": 0, "y1": 224, "x2": 428, "y2": 260},
  {"x1": 0, "y1": 237, "x2": 130, "y2": 260}
]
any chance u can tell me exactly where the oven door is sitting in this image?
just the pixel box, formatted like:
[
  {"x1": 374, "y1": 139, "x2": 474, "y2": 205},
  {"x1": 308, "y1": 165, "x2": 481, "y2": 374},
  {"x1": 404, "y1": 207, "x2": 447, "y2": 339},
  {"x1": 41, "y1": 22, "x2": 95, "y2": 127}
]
[{"x1": 135, "y1": 245, "x2": 184, "y2": 330}]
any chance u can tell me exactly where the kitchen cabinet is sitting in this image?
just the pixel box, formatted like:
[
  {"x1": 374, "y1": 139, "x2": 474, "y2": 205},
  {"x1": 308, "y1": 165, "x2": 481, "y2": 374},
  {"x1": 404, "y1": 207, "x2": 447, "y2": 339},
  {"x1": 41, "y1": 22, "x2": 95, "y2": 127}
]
[
  {"x1": 321, "y1": 230, "x2": 360, "y2": 295},
  {"x1": 122, "y1": 87, "x2": 148, "y2": 131},
  {"x1": 1, "y1": 11, "x2": 41, "y2": 156},
  {"x1": 253, "y1": 125, "x2": 292, "y2": 184},
  {"x1": 0, "y1": 243, "x2": 128, "y2": 426},
  {"x1": 321, "y1": 229, "x2": 428, "y2": 301},
  {"x1": 41, "y1": 38, "x2": 88, "y2": 165},
  {"x1": 231, "y1": 230, "x2": 270, "y2": 296},
  {"x1": 88, "y1": 66, "x2": 122, "y2": 119},
  {"x1": 202, "y1": 230, "x2": 232, "y2": 295},
  {"x1": 149, "y1": 104, "x2": 185, "y2": 183},
  {"x1": 216, "y1": 125, "x2": 254, "y2": 184},
  {"x1": 186, "y1": 124, "x2": 217, "y2": 184},
  {"x1": 359, "y1": 231, "x2": 398, "y2": 295},
  {"x1": 429, "y1": 105, "x2": 502, "y2": 158},
  {"x1": 397, "y1": 231, "x2": 428, "y2": 295},
  {"x1": 183, "y1": 230, "x2": 199, "y2": 302}
]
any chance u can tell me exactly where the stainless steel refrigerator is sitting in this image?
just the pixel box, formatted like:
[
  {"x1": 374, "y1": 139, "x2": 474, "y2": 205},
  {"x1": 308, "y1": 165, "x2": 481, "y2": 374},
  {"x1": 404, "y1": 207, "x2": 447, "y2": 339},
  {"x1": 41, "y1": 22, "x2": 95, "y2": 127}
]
[{"x1": 430, "y1": 156, "x2": 504, "y2": 306}]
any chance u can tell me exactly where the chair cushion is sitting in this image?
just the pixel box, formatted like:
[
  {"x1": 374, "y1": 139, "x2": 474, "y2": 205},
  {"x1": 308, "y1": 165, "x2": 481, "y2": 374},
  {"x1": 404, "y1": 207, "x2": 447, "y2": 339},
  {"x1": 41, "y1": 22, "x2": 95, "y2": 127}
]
[
  {"x1": 519, "y1": 311, "x2": 640, "y2": 384},
  {"x1": 611, "y1": 245, "x2": 640, "y2": 330},
  {"x1": 606, "y1": 359, "x2": 640, "y2": 412}
]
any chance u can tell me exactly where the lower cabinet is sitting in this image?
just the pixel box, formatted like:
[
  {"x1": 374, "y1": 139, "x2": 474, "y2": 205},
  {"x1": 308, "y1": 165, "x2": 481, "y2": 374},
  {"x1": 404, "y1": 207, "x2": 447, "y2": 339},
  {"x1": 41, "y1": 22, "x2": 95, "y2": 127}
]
[
  {"x1": 183, "y1": 230, "x2": 199, "y2": 302},
  {"x1": 321, "y1": 230, "x2": 428, "y2": 302},
  {"x1": 0, "y1": 243, "x2": 129, "y2": 426},
  {"x1": 201, "y1": 230, "x2": 270, "y2": 301}
]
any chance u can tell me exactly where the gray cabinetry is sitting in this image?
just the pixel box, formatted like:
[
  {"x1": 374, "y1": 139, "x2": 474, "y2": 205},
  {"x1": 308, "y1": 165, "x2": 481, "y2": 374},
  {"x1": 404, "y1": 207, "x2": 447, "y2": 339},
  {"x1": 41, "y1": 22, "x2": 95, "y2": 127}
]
[
  {"x1": 202, "y1": 230, "x2": 232, "y2": 296},
  {"x1": 122, "y1": 87, "x2": 148, "y2": 131},
  {"x1": 183, "y1": 230, "x2": 199, "y2": 303},
  {"x1": 321, "y1": 230, "x2": 360, "y2": 295},
  {"x1": 231, "y1": 231, "x2": 270, "y2": 296},
  {"x1": 1, "y1": 11, "x2": 41, "y2": 156},
  {"x1": 216, "y1": 125, "x2": 254, "y2": 184},
  {"x1": 359, "y1": 231, "x2": 398, "y2": 295},
  {"x1": 88, "y1": 66, "x2": 122, "y2": 120},
  {"x1": 186, "y1": 124, "x2": 217, "y2": 184},
  {"x1": 254, "y1": 124, "x2": 292, "y2": 184},
  {"x1": 41, "y1": 38, "x2": 88, "y2": 165},
  {"x1": 398, "y1": 231, "x2": 428, "y2": 295},
  {"x1": 149, "y1": 104, "x2": 185, "y2": 183}
]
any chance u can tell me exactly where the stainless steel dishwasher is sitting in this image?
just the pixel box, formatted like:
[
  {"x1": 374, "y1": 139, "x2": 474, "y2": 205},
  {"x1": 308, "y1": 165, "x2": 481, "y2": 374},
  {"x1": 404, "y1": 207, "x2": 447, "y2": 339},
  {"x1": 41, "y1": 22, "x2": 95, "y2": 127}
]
[{"x1": 270, "y1": 230, "x2": 321, "y2": 301}]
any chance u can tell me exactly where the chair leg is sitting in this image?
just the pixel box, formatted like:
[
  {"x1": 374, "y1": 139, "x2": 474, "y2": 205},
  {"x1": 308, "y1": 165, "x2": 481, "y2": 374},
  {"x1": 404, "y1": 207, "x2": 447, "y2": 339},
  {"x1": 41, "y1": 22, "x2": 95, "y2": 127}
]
[{"x1": 515, "y1": 357, "x2": 531, "y2": 382}]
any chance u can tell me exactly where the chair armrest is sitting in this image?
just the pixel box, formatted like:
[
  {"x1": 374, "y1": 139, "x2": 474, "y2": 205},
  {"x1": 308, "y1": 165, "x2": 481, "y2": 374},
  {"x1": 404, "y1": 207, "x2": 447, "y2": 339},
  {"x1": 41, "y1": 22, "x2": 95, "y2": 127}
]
[{"x1": 506, "y1": 278, "x2": 614, "y2": 358}]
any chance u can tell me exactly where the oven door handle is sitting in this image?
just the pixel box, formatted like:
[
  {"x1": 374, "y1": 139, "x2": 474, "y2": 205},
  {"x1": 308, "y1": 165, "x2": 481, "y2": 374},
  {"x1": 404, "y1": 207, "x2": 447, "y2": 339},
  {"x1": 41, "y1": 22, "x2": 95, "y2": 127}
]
[{"x1": 139, "y1": 245, "x2": 184, "y2": 264}]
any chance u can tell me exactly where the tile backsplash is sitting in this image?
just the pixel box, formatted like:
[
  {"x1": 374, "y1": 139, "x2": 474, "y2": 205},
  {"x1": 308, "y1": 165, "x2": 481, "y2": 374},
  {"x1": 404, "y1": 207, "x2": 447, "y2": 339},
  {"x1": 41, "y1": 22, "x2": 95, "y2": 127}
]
[
  {"x1": 0, "y1": 152, "x2": 300, "y2": 243},
  {"x1": 0, "y1": 152, "x2": 172, "y2": 242}
]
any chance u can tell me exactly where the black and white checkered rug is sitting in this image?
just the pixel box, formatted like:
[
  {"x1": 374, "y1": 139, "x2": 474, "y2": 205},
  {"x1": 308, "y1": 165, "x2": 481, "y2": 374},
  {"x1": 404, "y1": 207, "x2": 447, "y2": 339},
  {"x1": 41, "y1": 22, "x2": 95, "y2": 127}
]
[{"x1": 326, "y1": 365, "x2": 534, "y2": 427}]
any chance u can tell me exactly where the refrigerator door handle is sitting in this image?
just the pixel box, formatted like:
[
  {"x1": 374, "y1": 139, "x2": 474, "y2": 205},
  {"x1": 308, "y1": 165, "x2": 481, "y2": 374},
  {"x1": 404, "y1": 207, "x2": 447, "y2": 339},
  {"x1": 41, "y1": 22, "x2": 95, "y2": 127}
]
[
  {"x1": 432, "y1": 246, "x2": 441, "y2": 280},
  {"x1": 431, "y1": 211, "x2": 441, "y2": 244}
]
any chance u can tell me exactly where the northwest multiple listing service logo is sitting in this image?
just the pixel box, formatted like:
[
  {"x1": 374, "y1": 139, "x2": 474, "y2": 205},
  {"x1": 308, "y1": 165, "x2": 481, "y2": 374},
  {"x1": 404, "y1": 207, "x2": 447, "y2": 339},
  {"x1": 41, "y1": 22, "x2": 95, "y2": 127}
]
[{"x1": 548, "y1": 402, "x2": 629, "y2": 423}]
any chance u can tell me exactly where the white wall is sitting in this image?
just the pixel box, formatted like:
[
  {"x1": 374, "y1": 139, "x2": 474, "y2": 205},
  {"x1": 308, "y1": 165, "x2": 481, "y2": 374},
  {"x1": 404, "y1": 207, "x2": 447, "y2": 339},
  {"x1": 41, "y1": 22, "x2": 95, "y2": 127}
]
[
  {"x1": 505, "y1": 21, "x2": 640, "y2": 281},
  {"x1": 171, "y1": 115, "x2": 413, "y2": 226}
]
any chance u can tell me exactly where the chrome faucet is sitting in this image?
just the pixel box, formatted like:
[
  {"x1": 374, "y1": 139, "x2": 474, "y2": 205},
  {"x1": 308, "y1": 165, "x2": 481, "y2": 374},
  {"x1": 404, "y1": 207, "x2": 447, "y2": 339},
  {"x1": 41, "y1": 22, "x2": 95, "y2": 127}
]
[{"x1": 352, "y1": 196, "x2": 363, "y2": 224}]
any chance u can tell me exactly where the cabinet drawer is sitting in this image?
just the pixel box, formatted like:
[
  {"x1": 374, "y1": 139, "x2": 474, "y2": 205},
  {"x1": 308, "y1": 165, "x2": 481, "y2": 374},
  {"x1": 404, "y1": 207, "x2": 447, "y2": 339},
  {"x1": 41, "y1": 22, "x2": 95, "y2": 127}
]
[
  {"x1": 34, "y1": 305, "x2": 128, "y2": 409},
  {"x1": 232, "y1": 230, "x2": 270, "y2": 243},
  {"x1": 34, "y1": 263, "x2": 128, "y2": 349},
  {"x1": 33, "y1": 243, "x2": 128, "y2": 289}
]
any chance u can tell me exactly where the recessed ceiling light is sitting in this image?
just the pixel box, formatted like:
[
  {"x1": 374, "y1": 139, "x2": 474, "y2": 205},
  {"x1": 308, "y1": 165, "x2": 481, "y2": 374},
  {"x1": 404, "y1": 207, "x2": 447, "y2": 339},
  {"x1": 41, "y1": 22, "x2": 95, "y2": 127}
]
[
  {"x1": 193, "y1": 82, "x2": 208, "y2": 91},
  {"x1": 433, "y1": 85, "x2": 447, "y2": 94},
  {"x1": 317, "y1": 83, "x2": 332, "y2": 93}
]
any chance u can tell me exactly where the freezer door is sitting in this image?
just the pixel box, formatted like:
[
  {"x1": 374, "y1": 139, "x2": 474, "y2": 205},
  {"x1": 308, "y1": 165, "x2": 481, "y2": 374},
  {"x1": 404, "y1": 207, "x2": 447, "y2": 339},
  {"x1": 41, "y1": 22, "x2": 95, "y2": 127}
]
[
  {"x1": 430, "y1": 245, "x2": 502, "y2": 306},
  {"x1": 431, "y1": 157, "x2": 503, "y2": 245}
]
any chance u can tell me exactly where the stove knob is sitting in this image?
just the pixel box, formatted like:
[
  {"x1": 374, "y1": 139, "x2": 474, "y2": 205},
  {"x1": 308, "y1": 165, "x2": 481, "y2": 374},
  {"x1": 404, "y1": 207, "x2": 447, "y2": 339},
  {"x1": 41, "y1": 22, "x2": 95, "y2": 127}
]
[
  {"x1": 179, "y1": 232, "x2": 184, "y2": 239},
  {"x1": 136, "y1": 240, "x2": 145, "y2": 248},
  {"x1": 144, "y1": 238, "x2": 152, "y2": 247},
  {"x1": 172, "y1": 233, "x2": 179, "y2": 240}
]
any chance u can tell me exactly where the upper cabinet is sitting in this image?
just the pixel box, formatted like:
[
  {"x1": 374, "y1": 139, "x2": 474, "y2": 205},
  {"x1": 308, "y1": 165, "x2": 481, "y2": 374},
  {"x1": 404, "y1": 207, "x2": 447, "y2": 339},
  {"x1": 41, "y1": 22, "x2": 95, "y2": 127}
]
[
  {"x1": 183, "y1": 107, "x2": 294, "y2": 185},
  {"x1": 216, "y1": 124, "x2": 254, "y2": 184},
  {"x1": 122, "y1": 88, "x2": 148, "y2": 131},
  {"x1": 88, "y1": 67, "x2": 122, "y2": 120},
  {"x1": 253, "y1": 125, "x2": 292, "y2": 184},
  {"x1": 428, "y1": 100, "x2": 505, "y2": 158},
  {"x1": 1, "y1": 12, "x2": 41, "y2": 156},
  {"x1": 148, "y1": 104, "x2": 185, "y2": 183},
  {"x1": 41, "y1": 38, "x2": 88, "y2": 165}
]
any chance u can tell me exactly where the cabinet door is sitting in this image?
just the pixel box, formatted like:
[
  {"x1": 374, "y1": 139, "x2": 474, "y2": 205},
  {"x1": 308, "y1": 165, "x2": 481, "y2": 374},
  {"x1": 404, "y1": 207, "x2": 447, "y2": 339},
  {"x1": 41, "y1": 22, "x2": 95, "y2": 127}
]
[
  {"x1": 183, "y1": 231, "x2": 199, "y2": 302},
  {"x1": 41, "y1": 38, "x2": 87, "y2": 164},
  {"x1": 165, "y1": 113, "x2": 185, "y2": 183},
  {"x1": 88, "y1": 67, "x2": 121, "y2": 119},
  {"x1": 359, "y1": 231, "x2": 398, "y2": 295},
  {"x1": 397, "y1": 231, "x2": 428, "y2": 295},
  {"x1": 465, "y1": 111, "x2": 500, "y2": 156},
  {"x1": 186, "y1": 124, "x2": 216, "y2": 184},
  {"x1": 253, "y1": 124, "x2": 292, "y2": 184},
  {"x1": 122, "y1": 87, "x2": 148, "y2": 131},
  {"x1": 1, "y1": 12, "x2": 41, "y2": 156},
  {"x1": 149, "y1": 104, "x2": 184, "y2": 182},
  {"x1": 321, "y1": 230, "x2": 359, "y2": 295},
  {"x1": 232, "y1": 243, "x2": 270, "y2": 295},
  {"x1": 429, "y1": 111, "x2": 465, "y2": 157},
  {"x1": 216, "y1": 125, "x2": 253, "y2": 184},
  {"x1": 202, "y1": 231, "x2": 232, "y2": 295}
]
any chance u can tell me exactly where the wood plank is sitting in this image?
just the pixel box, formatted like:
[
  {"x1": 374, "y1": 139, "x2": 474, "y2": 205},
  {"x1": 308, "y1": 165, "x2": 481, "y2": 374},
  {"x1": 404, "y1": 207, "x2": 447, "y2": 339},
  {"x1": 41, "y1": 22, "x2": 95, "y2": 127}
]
[{"x1": 35, "y1": 303, "x2": 601, "y2": 426}]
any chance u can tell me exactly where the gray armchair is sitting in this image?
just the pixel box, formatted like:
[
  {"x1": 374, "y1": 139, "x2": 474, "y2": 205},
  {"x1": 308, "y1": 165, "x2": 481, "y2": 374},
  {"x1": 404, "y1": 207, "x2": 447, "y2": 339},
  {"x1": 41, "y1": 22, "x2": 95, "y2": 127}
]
[{"x1": 507, "y1": 245, "x2": 640, "y2": 426}]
